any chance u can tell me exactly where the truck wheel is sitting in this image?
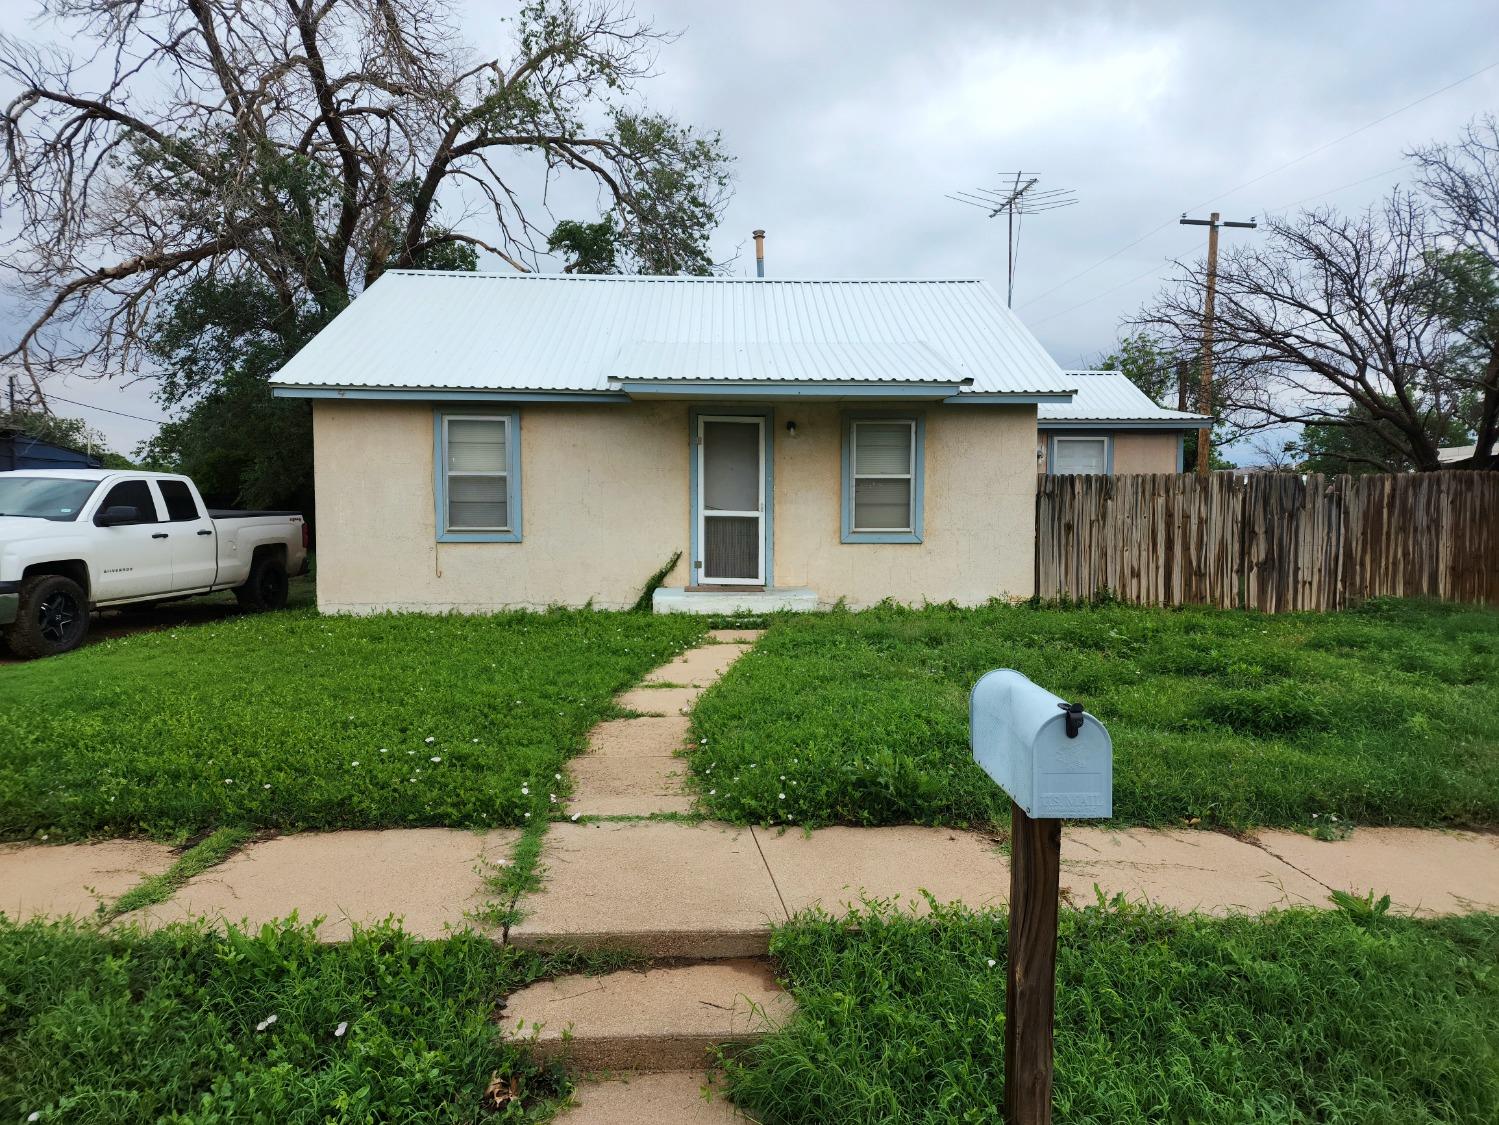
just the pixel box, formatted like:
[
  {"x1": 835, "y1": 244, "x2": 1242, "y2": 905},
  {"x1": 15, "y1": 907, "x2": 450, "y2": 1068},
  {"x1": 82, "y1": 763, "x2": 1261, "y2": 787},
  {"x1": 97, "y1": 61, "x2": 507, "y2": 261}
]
[
  {"x1": 235, "y1": 553, "x2": 289, "y2": 612},
  {"x1": 7, "y1": 574, "x2": 92, "y2": 659}
]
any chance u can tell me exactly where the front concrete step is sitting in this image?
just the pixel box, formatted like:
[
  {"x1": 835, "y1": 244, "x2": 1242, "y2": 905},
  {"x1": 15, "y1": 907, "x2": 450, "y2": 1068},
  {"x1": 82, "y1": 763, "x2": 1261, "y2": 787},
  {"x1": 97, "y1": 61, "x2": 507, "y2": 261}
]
[
  {"x1": 558, "y1": 1071, "x2": 750, "y2": 1123},
  {"x1": 503, "y1": 960, "x2": 793, "y2": 1072},
  {"x1": 509, "y1": 822, "x2": 783, "y2": 959}
]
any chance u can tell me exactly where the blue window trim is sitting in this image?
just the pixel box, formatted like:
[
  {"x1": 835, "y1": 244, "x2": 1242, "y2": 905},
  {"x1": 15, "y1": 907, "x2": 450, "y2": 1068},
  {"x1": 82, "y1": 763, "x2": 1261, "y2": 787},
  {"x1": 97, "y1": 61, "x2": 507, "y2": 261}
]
[
  {"x1": 434, "y1": 409, "x2": 523, "y2": 543},
  {"x1": 688, "y1": 405, "x2": 774, "y2": 587},
  {"x1": 841, "y1": 411, "x2": 925, "y2": 544},
  {"x1": 1045, "y1": 432, "x2": 1114, "y2": 475}
]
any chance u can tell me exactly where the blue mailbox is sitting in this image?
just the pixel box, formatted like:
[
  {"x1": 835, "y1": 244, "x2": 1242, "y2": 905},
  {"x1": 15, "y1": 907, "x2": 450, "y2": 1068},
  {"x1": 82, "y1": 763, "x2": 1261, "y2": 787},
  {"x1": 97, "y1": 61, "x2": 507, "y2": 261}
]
[{"x1": 970, "y1": 669, "x2": 1112, "y2": 819}]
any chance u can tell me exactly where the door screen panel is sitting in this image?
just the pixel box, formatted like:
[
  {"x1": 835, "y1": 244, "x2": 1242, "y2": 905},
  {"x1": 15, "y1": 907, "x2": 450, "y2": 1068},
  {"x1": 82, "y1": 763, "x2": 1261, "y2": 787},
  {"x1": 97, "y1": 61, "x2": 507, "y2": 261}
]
[{"x1": 704, "y1": 515, "x2": 760, "y2": 580}]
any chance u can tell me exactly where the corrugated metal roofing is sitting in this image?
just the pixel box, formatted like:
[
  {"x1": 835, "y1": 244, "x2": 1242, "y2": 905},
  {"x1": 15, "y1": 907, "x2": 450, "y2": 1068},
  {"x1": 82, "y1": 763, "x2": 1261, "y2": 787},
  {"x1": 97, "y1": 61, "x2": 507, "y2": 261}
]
[
  {"x1": 270, "y1": 272, "x2": 1075, "y2": 396},
  {"x1": 1040, "y1": 370, "x2": 1210, "y2": 425}
]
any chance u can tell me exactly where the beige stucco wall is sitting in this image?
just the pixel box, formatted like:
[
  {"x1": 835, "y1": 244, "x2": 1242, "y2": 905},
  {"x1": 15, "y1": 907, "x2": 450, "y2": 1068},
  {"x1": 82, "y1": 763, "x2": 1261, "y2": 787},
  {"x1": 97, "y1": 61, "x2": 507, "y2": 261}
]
[
  {"x1": 312, "y1": 399, "x2": 1036, "y2": 612},
  {"x1": 1039, "y1": 431, "x2": 1182, "y2": 474}
]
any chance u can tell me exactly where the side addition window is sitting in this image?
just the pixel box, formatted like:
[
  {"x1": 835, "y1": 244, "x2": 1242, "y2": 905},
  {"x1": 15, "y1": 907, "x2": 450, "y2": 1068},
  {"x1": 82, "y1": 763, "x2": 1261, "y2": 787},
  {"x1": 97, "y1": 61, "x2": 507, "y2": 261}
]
[
  {"x1": 842, "y1": 417, "x2": 923, "y2": 543},
  {"x1": 1050, "y1": 436, "x2": 1110, "y2": 475},
  {"x1": 438, "y1": 414, "x2": 521, "y2": 541}
]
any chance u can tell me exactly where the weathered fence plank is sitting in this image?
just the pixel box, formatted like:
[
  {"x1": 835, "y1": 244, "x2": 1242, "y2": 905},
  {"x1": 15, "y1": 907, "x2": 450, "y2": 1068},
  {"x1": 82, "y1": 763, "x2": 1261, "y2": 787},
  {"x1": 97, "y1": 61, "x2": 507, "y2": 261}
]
[{"x1": 1035, "y1": 471, "x2": 1499, "y2": 612}]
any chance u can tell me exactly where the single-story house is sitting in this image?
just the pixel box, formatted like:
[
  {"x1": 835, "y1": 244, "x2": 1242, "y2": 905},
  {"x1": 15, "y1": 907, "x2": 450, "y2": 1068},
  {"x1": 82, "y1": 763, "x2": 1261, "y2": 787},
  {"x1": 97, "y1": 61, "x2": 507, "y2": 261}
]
[
  {"x1": 1038, "y1": 371, "x2": 1210, "y2": 474},
  {"x1": 1436, "y1": 441, "x2": 1497, "y2": 469},
  {"x1": 1, "y1": 428, "x2": 104, "y2": 471},
  {"x1": 271, "y1": 271, "x2": 1088, "y2": 614}
]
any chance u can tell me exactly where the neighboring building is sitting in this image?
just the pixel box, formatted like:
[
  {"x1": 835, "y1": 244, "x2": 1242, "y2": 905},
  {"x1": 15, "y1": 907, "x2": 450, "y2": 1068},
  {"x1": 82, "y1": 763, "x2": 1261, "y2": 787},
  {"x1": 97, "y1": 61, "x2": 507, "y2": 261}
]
[
  {"x1": 1038, "y1": 370, "x2": 1210, "y2": 474},
  {"x1": 1, "y1": 428, "x2": 104, "y2": 471},
  {"x1": 1436, "y1": 441, "x2": 1497, "y2": 469},
  {"x1": 271, "y1": 271, "x2": 1080, "y2": 613}
]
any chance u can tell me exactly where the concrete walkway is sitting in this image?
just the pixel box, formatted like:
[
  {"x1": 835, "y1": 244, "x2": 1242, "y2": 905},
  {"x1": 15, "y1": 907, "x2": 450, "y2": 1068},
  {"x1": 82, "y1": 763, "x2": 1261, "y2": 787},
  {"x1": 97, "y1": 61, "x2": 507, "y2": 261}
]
[{"x1": 4, "y1": 626, "x2": 1499, "y2": 1125}]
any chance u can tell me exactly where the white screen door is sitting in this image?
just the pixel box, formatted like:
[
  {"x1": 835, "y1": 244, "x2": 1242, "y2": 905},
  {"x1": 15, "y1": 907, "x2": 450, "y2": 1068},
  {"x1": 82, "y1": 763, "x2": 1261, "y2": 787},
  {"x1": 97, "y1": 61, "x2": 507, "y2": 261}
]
[{"x1": 697, "y1": 416, "x2": 765, "y2": 585}]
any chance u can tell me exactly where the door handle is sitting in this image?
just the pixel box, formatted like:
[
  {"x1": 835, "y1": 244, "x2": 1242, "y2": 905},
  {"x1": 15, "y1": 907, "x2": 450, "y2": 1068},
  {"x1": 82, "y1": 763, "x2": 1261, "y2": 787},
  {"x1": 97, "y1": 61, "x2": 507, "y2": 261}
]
[
  {"x1": 197, "y1": 529, "x2": 213, "y2": 536},
  {"x1": 152, "y1": 532, "x2": 169, "y2": 539}
]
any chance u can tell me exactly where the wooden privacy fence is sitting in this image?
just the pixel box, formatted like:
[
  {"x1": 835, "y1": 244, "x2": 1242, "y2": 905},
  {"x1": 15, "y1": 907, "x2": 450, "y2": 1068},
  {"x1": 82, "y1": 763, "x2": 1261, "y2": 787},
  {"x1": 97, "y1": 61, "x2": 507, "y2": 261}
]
[{"x1": 1036, "y1": 471, "x2": 1499, "y2": 612}]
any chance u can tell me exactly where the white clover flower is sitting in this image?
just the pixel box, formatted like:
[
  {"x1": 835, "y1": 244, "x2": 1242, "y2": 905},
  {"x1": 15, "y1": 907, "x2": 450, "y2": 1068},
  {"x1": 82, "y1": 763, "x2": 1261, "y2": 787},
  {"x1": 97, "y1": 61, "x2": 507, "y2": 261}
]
[
  {"x1": 521, "y1": 786, "x2": 530, "y2": 795},
  {"x1": 554, "y1": 773, "x2": 562, "y2": 781},
  {"x1": 425, "y1": 736, "x2": 436, "y2": 744},
  {"x1": 224, "y1": 778, "x2": 233, "y2": 784},
  {"x1": 263, "y1": 784, "x2": 271, "y2": 790},
  {"x1": 986, "y1": 958, "x2": 997, "y2": 969},
  {"x1": 351, "y1": 761, "x2": 359, "y2": 767},
  {"x1": 779, "y1": 793, "x2": 786, "y2": 800},
  {"x1": 473, "y1": 738, "x2": 480, "y2": 743}
]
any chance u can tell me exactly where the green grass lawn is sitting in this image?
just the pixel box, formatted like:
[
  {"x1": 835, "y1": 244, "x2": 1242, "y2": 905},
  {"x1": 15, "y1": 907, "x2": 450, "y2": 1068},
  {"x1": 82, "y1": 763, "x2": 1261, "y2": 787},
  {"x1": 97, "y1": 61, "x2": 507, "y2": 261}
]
[
  {"x1": 688, "y1": 598, "x2": 1499, "y2": 831},
  {"x1": 0, "y1": 608, "x2": 705, "y2": 840},
  {"x1": 726, "y1": 900, "x2": 1499, "y2": 1124},
  {"x1": 0, "y1": 918, "x2": 579, "y2": 1123}
]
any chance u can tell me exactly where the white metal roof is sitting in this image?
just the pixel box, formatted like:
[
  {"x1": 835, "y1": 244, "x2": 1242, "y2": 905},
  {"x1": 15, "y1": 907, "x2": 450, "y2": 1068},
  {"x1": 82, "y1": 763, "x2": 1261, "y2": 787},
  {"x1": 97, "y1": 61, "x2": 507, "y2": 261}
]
[
  {"x1": 270, "y1": 272, "x2": 1076, "y2": 398},
  {"x1": 1039, "y1": 370, "x2": 1210, "y2": 427},
  {"x1": 1437, "y1": 441, "x2": 1496, "y2": 463}
]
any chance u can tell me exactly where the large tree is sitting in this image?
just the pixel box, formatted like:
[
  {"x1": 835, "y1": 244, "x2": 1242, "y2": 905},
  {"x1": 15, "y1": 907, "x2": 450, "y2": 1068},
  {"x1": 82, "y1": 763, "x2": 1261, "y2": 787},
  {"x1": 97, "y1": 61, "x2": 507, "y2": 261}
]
[
  {"x1": 1, "y1": 0, "x2": 732, "y2": 503},
  {"x1": 1135, "y1": 122, "x2": 1499, "y2": 473}
]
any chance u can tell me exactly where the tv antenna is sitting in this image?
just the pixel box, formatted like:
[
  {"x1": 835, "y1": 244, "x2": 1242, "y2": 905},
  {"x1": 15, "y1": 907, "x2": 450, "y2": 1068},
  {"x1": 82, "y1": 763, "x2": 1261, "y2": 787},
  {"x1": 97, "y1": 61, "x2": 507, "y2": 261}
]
[{"x1": 948, "y1": 173, "x2": 1077, "y2": 306}]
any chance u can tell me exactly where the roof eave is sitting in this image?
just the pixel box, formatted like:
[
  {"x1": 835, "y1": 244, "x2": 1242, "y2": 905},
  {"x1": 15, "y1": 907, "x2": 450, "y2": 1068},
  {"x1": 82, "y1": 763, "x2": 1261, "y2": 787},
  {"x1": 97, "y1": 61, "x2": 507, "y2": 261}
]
[
  {"x1": 271, "y1": 385, "x2": 631, "y2": 403},
  {"x1": 1037, "y1": 418, "x2": 1212, "y2": 430}
]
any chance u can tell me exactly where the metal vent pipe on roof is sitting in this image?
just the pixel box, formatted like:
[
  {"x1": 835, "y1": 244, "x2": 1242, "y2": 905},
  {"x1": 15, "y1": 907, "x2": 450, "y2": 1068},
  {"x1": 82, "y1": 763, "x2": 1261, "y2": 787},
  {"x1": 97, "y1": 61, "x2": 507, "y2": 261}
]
[{"x1": 753, "y1": 229, "x2": 766, "y2": 277}]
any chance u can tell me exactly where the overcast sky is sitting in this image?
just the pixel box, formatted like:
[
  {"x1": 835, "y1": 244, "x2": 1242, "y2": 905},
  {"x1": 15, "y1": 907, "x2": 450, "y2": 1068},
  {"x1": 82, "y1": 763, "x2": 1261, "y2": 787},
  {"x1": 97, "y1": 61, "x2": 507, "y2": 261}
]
[{"x1": 3, "y1": 0, "x2": 1497, "y2": 458}]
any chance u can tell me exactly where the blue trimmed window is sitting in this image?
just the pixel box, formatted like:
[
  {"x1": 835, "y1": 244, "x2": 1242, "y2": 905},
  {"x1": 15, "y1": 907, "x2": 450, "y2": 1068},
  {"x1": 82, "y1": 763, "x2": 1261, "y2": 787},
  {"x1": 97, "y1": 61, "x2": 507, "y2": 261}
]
[
  {"x1": 1047, "y1": 434, "x2": 1111, "y2": 475},
  {"x1": 841, "y1": 414, "x2": 924, "y2": 543},
  {"x1": 435, "y1": 411, "x2": 522, "y2": 542}
]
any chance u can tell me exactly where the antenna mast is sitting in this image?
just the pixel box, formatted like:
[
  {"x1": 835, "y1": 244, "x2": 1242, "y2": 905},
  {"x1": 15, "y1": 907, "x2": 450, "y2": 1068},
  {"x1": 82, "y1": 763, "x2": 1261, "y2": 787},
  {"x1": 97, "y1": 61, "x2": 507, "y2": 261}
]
[{"x1": 949, "y1": 172, "x2": 1077, "y2": 306}]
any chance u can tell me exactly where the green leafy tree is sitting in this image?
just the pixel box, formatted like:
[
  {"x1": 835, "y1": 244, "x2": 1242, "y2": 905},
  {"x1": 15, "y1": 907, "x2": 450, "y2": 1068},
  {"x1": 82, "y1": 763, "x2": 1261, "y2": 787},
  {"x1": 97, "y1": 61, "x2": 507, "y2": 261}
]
[
  {"x1": 1, "y1": 0, "x2": 734, "y2": 506},
  {"x1": 0, "y1": 409, "x2": 132, "y2": 468},
  {"x1": 1291, "y1": 397, "x2": 1475, "y2": 474}
]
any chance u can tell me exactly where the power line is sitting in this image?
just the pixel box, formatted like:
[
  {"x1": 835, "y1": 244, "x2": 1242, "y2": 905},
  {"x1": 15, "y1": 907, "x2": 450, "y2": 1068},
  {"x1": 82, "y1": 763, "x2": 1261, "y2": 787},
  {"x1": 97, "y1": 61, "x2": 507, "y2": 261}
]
[
  {"x1": 1018, "y1": 59, "x2": 1499, "y2": 314},
  {"x1": 1262, "y1": 163, "x2": 1410, "y2": 215},
  {"x1": 31, "y1": 392, "x2": 167, "y2": 427}
]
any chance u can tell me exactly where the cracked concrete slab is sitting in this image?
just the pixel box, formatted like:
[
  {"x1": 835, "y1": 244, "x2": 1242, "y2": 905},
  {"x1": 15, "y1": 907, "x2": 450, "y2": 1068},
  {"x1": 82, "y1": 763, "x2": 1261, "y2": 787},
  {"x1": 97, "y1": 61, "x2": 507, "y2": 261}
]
[
  {"x1": 1255, "y1": 828, "x2": 1499, "y2": 916},
  {"x1": 755, "y1": 825, "x2": 1010, "y2": 916},
  {"x1": 568, "y1": 754, "x2": 695, "y2": 816},
  {"x1": 1061, "y1": 827, "x2": 1327, "y2": 914},
  {"x1": 0, "y1": 840, "x2": 176, "y2": 921},
  {"x1": 510, "y1": 822, "x2": 784, "y2": 957},
  {"x1": 123, "y1": 828, "x2": 516, "y2": 940},
  {"x1": 616, "y1": 686, "x2": 704, "y2": 716}
]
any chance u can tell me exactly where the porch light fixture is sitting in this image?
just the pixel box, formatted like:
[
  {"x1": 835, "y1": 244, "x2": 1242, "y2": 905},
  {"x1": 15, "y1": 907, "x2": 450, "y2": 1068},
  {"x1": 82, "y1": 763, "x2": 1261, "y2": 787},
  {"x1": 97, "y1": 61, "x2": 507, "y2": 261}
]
[{"x1": 786, "y1": 420, "x2": 798, "y2": 437}]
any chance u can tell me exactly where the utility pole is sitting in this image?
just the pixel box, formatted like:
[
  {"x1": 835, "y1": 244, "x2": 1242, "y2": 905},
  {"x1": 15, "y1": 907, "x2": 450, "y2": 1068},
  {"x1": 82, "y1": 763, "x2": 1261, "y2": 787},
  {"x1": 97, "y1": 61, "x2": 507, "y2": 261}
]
[{"x1": 1179, "y1": 212, "x2": 1256, "y2": 474}]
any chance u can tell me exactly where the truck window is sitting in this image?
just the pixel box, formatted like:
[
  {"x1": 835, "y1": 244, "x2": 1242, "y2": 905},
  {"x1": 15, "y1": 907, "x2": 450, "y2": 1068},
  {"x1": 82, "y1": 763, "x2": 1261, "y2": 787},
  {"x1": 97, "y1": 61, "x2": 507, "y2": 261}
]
[
  {"x1": 98, "y1": 480, "x2": 159, "y2": 524},
  {"x1": 157, "y1": 479, "x2": 201, "y2": 522}
]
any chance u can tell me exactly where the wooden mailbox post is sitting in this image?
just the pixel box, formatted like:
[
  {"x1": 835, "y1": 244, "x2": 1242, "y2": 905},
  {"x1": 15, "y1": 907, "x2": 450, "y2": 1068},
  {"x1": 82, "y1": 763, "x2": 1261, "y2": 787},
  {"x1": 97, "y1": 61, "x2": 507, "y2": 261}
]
[{"x1": 970, "y1": 670, "x2": 1113, "y2": 1125}]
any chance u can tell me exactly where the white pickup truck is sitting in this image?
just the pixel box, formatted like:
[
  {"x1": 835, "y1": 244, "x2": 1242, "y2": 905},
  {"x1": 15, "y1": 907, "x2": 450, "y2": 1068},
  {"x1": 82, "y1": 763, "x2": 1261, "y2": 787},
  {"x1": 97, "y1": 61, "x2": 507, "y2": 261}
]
[{"x1": 0, "y1": 469, "x2": 307, "y2": 658}]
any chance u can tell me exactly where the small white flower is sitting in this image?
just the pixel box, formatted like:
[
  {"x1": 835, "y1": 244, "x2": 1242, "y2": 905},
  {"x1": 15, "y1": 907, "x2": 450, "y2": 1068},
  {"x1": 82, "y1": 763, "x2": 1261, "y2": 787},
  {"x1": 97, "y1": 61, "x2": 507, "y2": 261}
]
[
  {"x1": 28, "y1": 1113, "x2": 40, "y2": 1122},
  {"x1": 1330, "y1": 814, "x2": 1340, "y2": 823},
  {"x1": 425, "y1": 737, "x2": 436, "y2": 744},
  {"x1": 430, "y1": 756, "x2": 441, "y2": 763},
  {"x1": 549, "y1": 794, "x2": 557, "y2": 803},
  {"x1": 570, "y1": 812, "x2": 581, "y2": 821},
  {"x1": 521, "y1": 786, "x2": 530, "y2": 795},
  {"x1": 379, "y1": 748, "x2": 388, "y2": 754},
  {"x1": 709, "y1": 789, "x2": 716, "y2": 796},
  {"x1": 779, "y1": 793, "x2": 786, "y2": 800},
  {"x1": 224, "y1": 778, "x2": 233, "y2": 784},
  {"x1": 554, "y1": 773, "x2": 562, "y2": 781},
  {"x1": 525, "y1": 811, "x2": 532, "y2": 819},
  {"x1": 255, "y1": 1013, "x2": 278, "y2": 1031},
  {"x1": 334, "y1": 1021, "x2": 348, "y2": 1037},
  {"x1": 351, "y1": 761, "x2": 359, "y2": 767},
  {"x1": 409, "y1": 777, "x2": 416, "y2": 782},
  {"x1": 473, "y1": 738, "x2": 480, "y2": 743},
  {"x1": 1312, "y1": 813, "x2": 1320, "y2": 819},
  {"x1": 986, "y1": 958, "x2": 997, "y2": 968},
  {"x1": 263, "y1": 784, "x2": 271, "y2": 790},
  {"x1": 700, "y1": 737, "x2": 708, "y2": 745}
]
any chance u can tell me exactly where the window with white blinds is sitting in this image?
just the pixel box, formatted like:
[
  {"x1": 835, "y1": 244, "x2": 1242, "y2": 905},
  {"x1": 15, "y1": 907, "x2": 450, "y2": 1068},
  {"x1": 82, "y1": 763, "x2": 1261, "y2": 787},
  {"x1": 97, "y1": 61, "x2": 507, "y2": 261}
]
[
  {"x1": 438, "y1": 414, "x2": 520, "y2": 540},
  {"x1": 842, "y1": 416, "x2": 924, "y2": 543},
  {"x1": 1050, "y1": 436, "x2": 1109, "y2": 475}
]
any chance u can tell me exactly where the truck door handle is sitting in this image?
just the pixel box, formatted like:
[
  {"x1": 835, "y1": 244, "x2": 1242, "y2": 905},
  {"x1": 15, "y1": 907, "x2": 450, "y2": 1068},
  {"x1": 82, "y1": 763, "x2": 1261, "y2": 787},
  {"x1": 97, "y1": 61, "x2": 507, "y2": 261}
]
[
  {"x1": 152, "y1": 532, "x2": 169, "y2": 539},
  {"x1": 197, "y1": 529, "x2": 213, "y2": 536}
]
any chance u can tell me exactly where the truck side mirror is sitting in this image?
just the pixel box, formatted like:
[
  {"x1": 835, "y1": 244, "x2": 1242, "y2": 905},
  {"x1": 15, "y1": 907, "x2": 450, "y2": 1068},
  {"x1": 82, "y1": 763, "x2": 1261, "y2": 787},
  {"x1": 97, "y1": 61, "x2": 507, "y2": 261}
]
[{"x1": 95, "y1": 504, "x2": 143, "y2": 527}]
